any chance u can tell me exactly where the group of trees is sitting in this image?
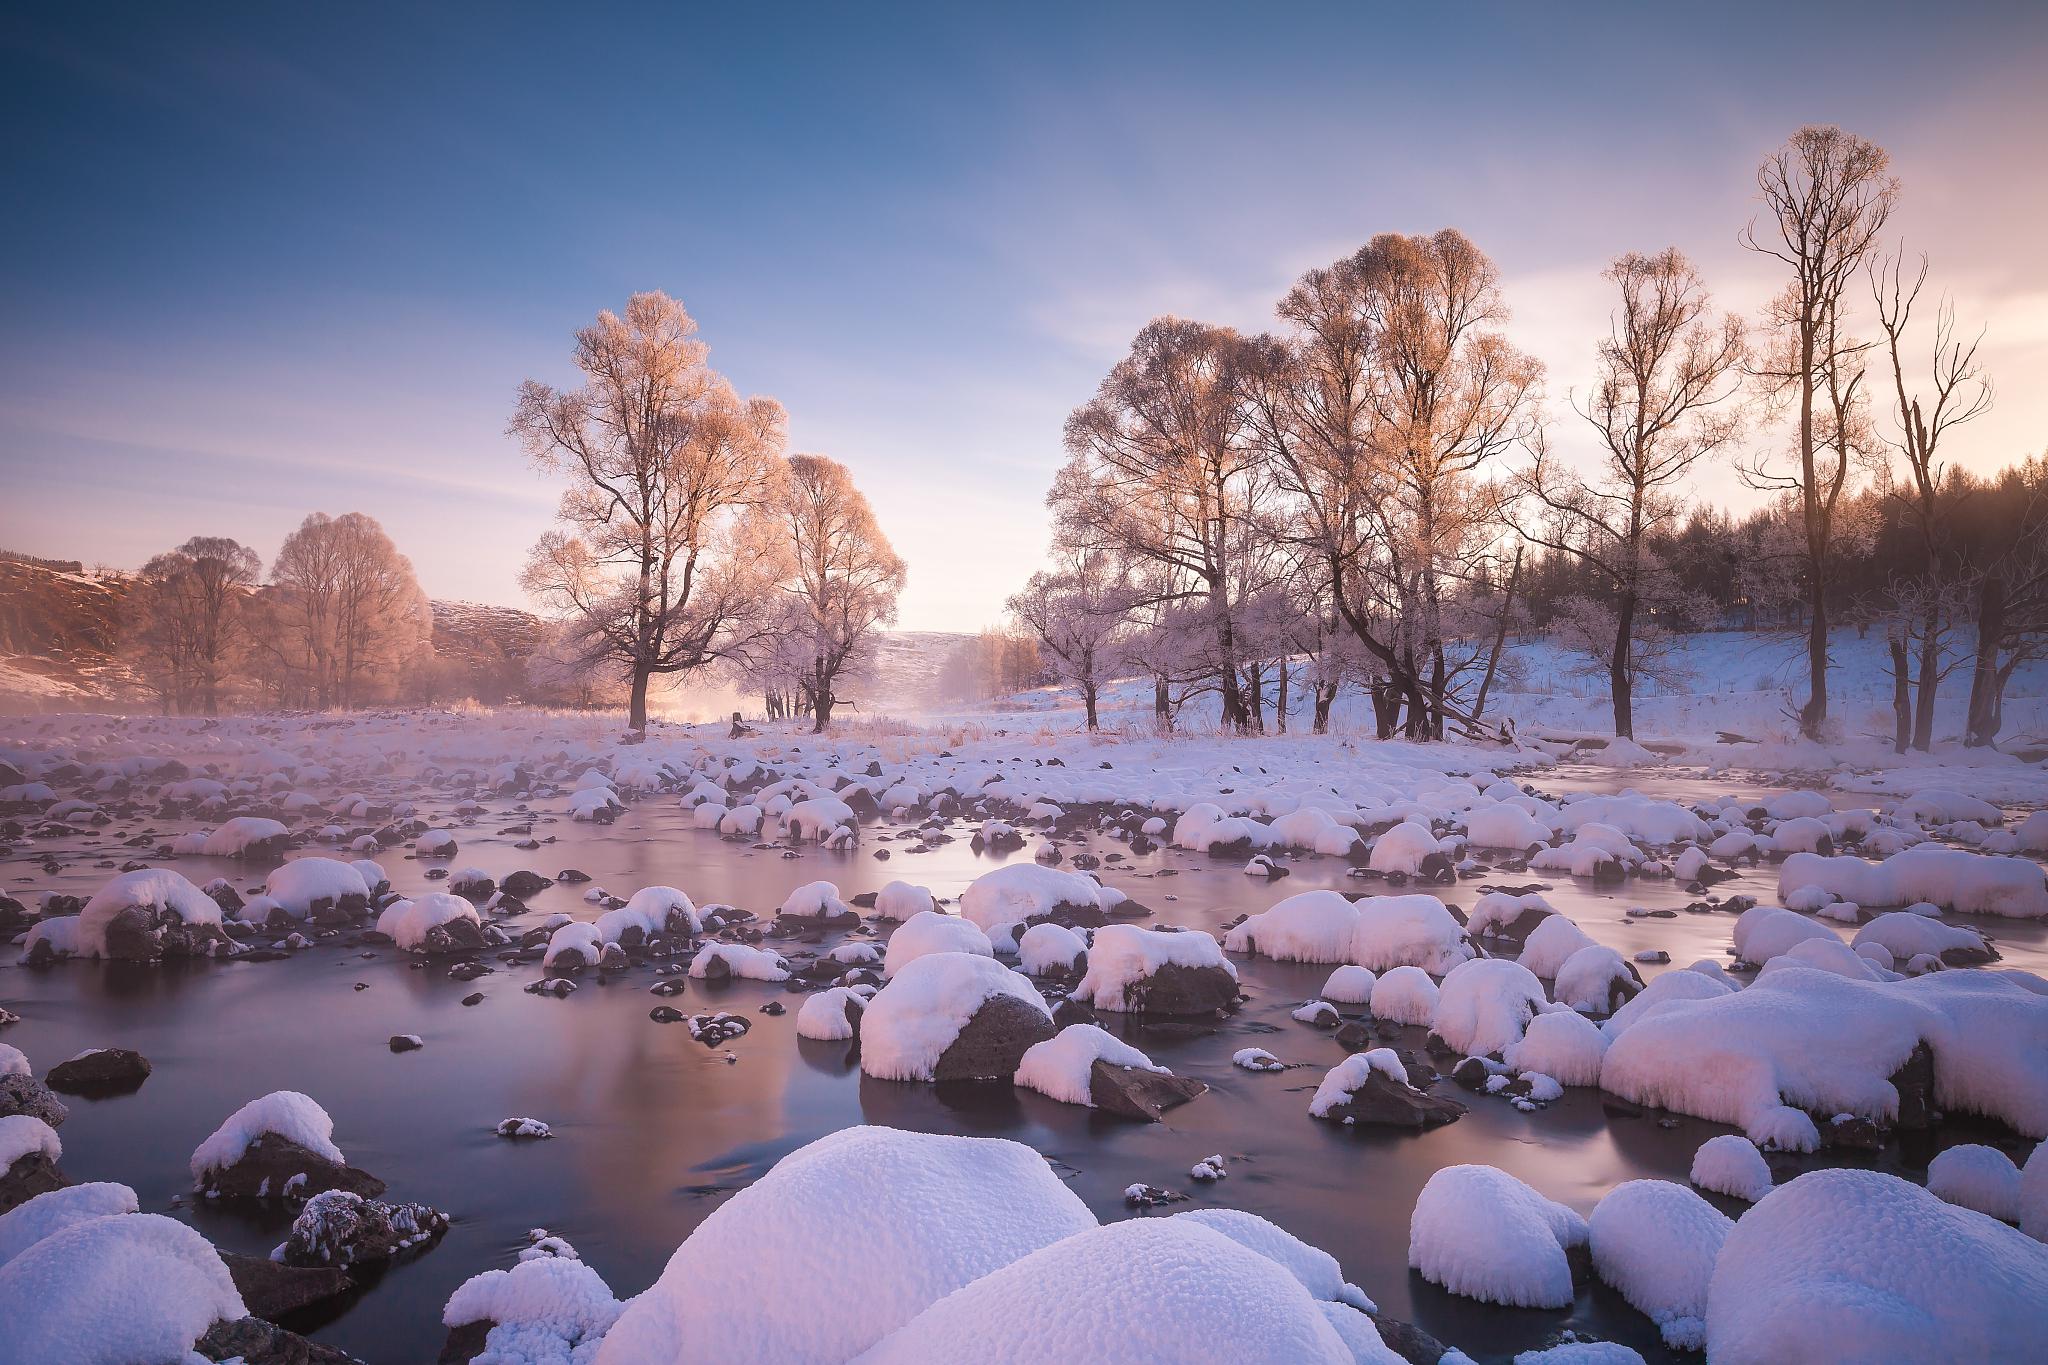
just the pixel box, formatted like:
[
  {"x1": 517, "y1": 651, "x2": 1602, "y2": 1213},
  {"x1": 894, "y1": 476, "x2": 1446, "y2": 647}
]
[
  {"x1": 1007, "y1": 124, "x2": 2045, "y2": 748},
  {"x1": 124, "y1": 513, "x2": 432, "y2": 713},
  {"x1": 513, "y1": 291, "x2": 904, "y2": 732}
]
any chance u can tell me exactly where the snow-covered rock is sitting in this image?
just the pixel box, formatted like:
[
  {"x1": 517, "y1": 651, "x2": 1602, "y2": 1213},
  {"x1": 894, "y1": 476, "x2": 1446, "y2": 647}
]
[
  {"x1": 883, "y1": 911, "x2": 993, "y2": 978},
  {"x1": 1072, "y1": 924, "x2": 1236, "y2": 1014},
  {"x1": 0, "y1": 1212, "x2": 246, "y2": 1365},
  {"x1": 1408, "y1": 1164, "x2": 1587, "y2": 1308},
  {"x1": 860, "y1": 952, "x2": 1052, "y2": 1082},
  {"x1": 1689, "y1": 1134, "x2": 1773, "y2": 1202},
  {"x1": 1588, "y1": 1179, "x2": 1731, "y2": 1350}
]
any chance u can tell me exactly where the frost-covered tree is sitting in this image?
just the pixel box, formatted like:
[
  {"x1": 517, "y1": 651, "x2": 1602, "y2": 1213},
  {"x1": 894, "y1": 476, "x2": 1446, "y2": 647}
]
[
  {"x1": 268, "y1": 512, "x2": 429, "y2": 708},
  {"x1": 1741, "y1": 125, "x2": 1899, "y2": 738},
  {"x1": 757, "y1": 453, "x2": 905, "y2": 731},
  {"x1": 512, "y1": 292, "x2": 787, "y2": 732},
  {"x1": 124, "y1": 536, "x2": 260, "y2": 715},
  {"x1": 1516, "y1": 249, "x2": 1745, "y2": 738},
  {"x1": 1007, "y1": 543, "x2": 1129, "y2": 730}
]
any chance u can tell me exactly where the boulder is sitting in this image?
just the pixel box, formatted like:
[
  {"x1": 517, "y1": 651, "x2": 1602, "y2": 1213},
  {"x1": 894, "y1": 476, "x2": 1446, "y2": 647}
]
[
  {"x1": 198, "y1": 1133, "x2": 386, "y2": 1202},
  {"x1": 47, "y1": 1047, "x2": 152, "y2": 1096},
  {"x1": 1087, "y1": 1059, "x2": 1206, "y2": 1121},
  {"x1": 221, "y1": 1250, "x2": 354, "y2": 1320},
  {"x1": 500, "y1": 870, "x2": 551, "y2": 898},
  {"x1": 0, "y1": 1150, "x2": 67, "y2": 1214},
  {"x1": 101, "y1": 904, "x2": 233, "y2": 961},
  {"x1": 1316, "y1": 1067, "x2": 1467, "y2": 1130},
  {"x1": 0, "y1": 1072, "x2": 69, "y2": 1125},
  {"x1": 278, "y1": 1189, "x2": 449, "y2": 1269},
  {"x1": 196, "y1": 1315, "x2": 359, "y2": 1365},
  {"x1": 1114, "y1": 961, "x2": 1238, "y2": 1015},
  {"x1": 931, "y1": 993, "x2": 1057, "y2": 1082}
]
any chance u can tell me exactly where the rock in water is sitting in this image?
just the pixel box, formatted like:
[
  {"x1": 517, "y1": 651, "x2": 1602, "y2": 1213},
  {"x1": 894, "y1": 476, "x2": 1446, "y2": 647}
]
[
  {"x1": 220, "y1": 1250, "x2": 354, "y2": 1320},
  {"x1": 1087, "y1": 1059, "x2": 1206, "y2": 1121},
  {"x1": 198, "y1": 1133, "x2": 387, "y2": 1203},
  {"x1": 195, "y1": 1315, "x2": 359, "y2": 1364},
  {"x1": 46, "y1": 1048, "x2": 151, "y2": 1096},
  {"x1": 0, "y1": 1073, "x2": 69, "y2": 1125},
  {"x1": 278, "y1": 1189, "x2": 449, "y2": 1269},
  {"x1": 932, "y1": 994, "x2": 1057, "y2": 1082},
  {"x1": 1314, "y1": 1066, "x2": 1467, "y2": 1130}
]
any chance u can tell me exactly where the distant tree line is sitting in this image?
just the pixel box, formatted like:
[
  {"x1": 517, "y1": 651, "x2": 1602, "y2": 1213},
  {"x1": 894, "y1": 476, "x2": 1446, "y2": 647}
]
[{"x1": 1002, "y1": 124, "x2": 2048, "y2": 750}]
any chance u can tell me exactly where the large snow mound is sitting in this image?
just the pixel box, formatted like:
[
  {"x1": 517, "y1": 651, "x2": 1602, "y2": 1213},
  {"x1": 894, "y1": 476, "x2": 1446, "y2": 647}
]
[
  {"x1": 0, "y1": 1183, "x2": 138, "y2": 1269},
  {"x1": 860, "y1": 952, "x2": 1049, "y2": 1082},
  {"x1": 1408, "y1": 1164, "x2": 1587, "y2": 1308},
  {"x1": 443, "y1": 1254, "x2": 621, "y2": 1363},
  {"x1": 1588, "y1": 1179, "x2": 1731, "y2": 1350},
  {"x1": 0, "y1": 1212, "x2": 246, "y2": 1365},
  {"x1": 77, "y1": 867, "x2": 223, "y2": 957},
  {"x1": 1779, "y1": 848, "x2": 2048, "y2": 919}
]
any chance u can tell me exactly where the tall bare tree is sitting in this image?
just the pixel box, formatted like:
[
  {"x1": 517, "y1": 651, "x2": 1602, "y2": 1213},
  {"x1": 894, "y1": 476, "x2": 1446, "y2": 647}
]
[
  {"x1": 512, "y1": 292, "x2": 787, "y2": 731},
  {"x1": 760, "y1": 453, "x2": 905, "y2": 731},
  {"x1": 1741, "y1": 125, "x2": 1899, "y2": 738},
  {"x1": 1008, "y1": 541, "x2": 1129, "y2": 730},
  {"x1": 269, "y1": 512, "x2": 428, "y2": 708},
  {"x1": 125, "y1": 536, "x2": 261, "y2": 714},
  {"x1": 1516, "y1": 250, "x2": 1745, "y2": 738},
  {"x1": 1870, "y1": 252, "x2": 1992, "y2": 750}
]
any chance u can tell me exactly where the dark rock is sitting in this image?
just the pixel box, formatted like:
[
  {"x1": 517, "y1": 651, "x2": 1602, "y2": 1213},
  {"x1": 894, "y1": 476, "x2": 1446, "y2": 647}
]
[
  {"x1": 460, "y1": 992, "x2": 484, "y2": 1007},
  {"x1": 1109, "y1": 961, "x2": 1238, "y2": 1015},
  {"x1": 221, "y1": 1251, "x2": 354, "y2": 1320},
  {"x1": 1050, "y1": 996, "x2": 1099, "y2": 1031},
  {"x1": 388, "y1": 1034, "x2": 423, "y2": 1053},
  {"x1": 0, "y1": 1072, "x2": 70, "y2": 1125},
  {"x1": 932, "y1": 993, "x2": 1056, "y2": 1082},
  {"x1": 1332, "y1": 1020, "x2": 1374, "y2": 1051},
  {"x1": 197, "y1": 1133, "x2": 386, "y2": 1202},
  {"x1": 47, "y1": 1047, "x2": 152, "y2": 1096},
  {"x1": 278, "y1": 1189, "x2": 447, "y2": 1269},
  {"x1": 1087, "y1": 1059, "x2": 1206, "y2": 1121},
  {"x1": 501, "y1": 870, "x2": 552, "y2": 898},
  {"x1": 439, "y1": 1319, "x2": 493, "y2": 1364},
  {"x1": 0, "y1": 1150, "x2": 67, "y2": 1214},
  {"x1": 196, "y1": 1316, "x2": 359, "y2": 1365},
  {"x1": 1450, "y1": 1057, "x2": 1494, "y2": 1091},
  {"x1": 1889, "y1": 1040, "x2": 1936, "y2": 1130},
  {"x1": 556, "y1": 868, "x2": 591, "y2": 883},
  {"x1": 1314, "y1": 1066, "x2": 1467, "y2": 1130},
  {"x1": 1367, "y1": 1313, "x2": 1458, "y2": 1365},
  {"x1": 100, "y1": 904, "x2": 233, "y2": 961}
]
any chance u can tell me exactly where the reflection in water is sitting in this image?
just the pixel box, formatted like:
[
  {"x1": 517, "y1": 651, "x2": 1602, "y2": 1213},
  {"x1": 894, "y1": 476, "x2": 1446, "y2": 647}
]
[{"x1": 4, "y1": 767, "x2": 2044, "y2": 1363}]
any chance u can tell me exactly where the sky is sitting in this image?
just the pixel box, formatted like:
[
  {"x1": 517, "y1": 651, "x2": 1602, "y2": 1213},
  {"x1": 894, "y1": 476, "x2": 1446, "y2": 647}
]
[{"x1": 3, "y1": 1, "x2": 2046, "y2": 633}]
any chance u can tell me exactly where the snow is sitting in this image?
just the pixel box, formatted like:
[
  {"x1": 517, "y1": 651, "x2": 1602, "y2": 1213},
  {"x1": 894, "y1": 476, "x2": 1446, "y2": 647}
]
[
  {"x1": 1926, "y1": 1144, "x2": 2022, "y2": 1222},
  {"x1": 264, "y1": 857, "x2": 371, "y2": 917},
  {"x1": 1320, "y1": 964, "x2": 1377, "y2": 1004},
  {"x1": 1369, "y1": 964, "x2": 1440, "y2": 1025},
  {"x1": 1731, "y1": 903, "x2": 1838, "y2": 966},
  {"x1": 1601, "y1": 965, "x2": 1734, "y2": 1038},
  {"x1": 1014, "y1": 1023, "x2": 1168, "y2": 1106},
  {"x1": 1073, "y1": 924, "x2": 1233, "y2": 1012},
  {"x1": 544, "y1": 922, "x2": 604, "y2": 971},
  {"x1": 376, "y1": 892, "x2": 482, "y2": 951},
  {"x1": 1706, "y1": 1168, "x2": 2048, "y2": 1362},
  {"x1": 1587, "y1": 1179, "x2": 1731, "y2": 1350},
  {"x1": 616, "y1": 885, "x2": 700, "y2": 935},
  {"x1": 1225, "y1": 889, "x2": 1362, "y2": 964},
  {"x1": 443, "y1": 1254, "x2": 621, "y2": 1364},
  {"x1": 1464, "y1": 803, "x2": 1551, "y2": 849},
  {"x1": 18, "y1": 915, "x2": 82, "y2": 963},
  {"x1": 883, "y1": 910, "x2": 993, "y2": 978},
  {"x1": 1689, "y1": 1134, "x2": 1773, "y2": 1202},
  {"x1": 688, "y1": 942, "x2": 790, "y2": 983},
  {"x1": 872, "y1": 880, "x2": 935, "y2": 922},
  {"x1": 1779, "y1": 847, "x2": 2048, "y2": 919},
  {"x1": 76, "y1": 867, "x2": 223, "y2": 956},
  {"x1": 1517, "y1": 912, "x2": 1598, "y2": 979},
  {"x1": 0, "y1": 1114, "x2": 62, "y2": 1170},
  {"x1": 1602, "y1": 966, "x2": 2048, "y2": 1149},
  {"x1": 1367, "y1": 820, "x2": 1445, "y2": 875},
  {"x1": 1504, "y1": 1010, "x2": 1608, "y2": 1086},
  {"x1": 1309, "y1": 1049, "x2": 1411, "y2": 1118},
  {"x1": 856, "y1": 1217, "x2": 1355, "y2": 1365},
  {"x1": 795, "y1": 986, "x2": 867, "y2": 1042},
  {"x1": 201, "y1": 814, "x2": 290, "y2": 856},
  {"x1": 860, "y1": 952, "x2": 1049, "y2": 1082},
  {"x1": 0, "y1": 1212, "x2": 246, "y2": 1365},
  {"x1": 1469, "y1": 890, "x2": 1558, "y2": 939},
  {"x1": 1850, "y1": 911, "x2": 1989, "y2": 964},
  {"x1": 1017, "y1": 922, "x2": 1087, "y2": 976},
  {"x1": 1408, "y1": 1164, "x2": 1588, "y2": 1309},
  {"x1": 0, "y1": 1043, "x2": 26, "y2": 1078},
  {"x1": 1549, "y1": 794, "x2": 1707, "y2": 845},
  {"x1": 1349, "y1": 894, "x2": 1473, "y2": 975},
  {"x1": 784, "y1": 794, "x2": 856, "y2": 841},
  {"x1": 190, "y1": 1090, "x2": 342, "y2": 1179},
  {"x1": 959, "y1": 863, "x2": 1104, "y2": 938},
  {"x1": 779, "y1": 879, "x2": 850, "y2": 920},
  {"x1": 598, "y1": 1125, "x2": 1094, "y2": 1364},
  {"x1": 1431, "y1": 957, "x2": 1547, "y2": 1057},
  {"x1": 0, "y1": 1183, "x2": 138, "y2": 1269},
  {"x1": 1551, "y1": 944, "x2": 1637, "y2": 1014}
]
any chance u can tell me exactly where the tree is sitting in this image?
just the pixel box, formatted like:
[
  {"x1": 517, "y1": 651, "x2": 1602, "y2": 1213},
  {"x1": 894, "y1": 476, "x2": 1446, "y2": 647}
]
[
  {"x1": 124, "y1": 536, "x2": 261, "y2": 714},
  {"x1": 512, "y1": 292, "x2": 787, "y2": 732},
  {"x1": 1870, "y1": 252, "x2": 1992, "y2": 750},
  {"x1": 1516, "y1": 249, "x2": 1745, "y2": 737},
  {"x1": 760, "y1": 453, "x2": 905, "y2": 731},
  {"x1": 269, "y1": 512, "x2": 429, "y2": 708},
  {"x1": 1007, "y1": 543, "x2": 1129, "y2": 730},
  {"x1": 1741, "y1": 125, "x2": 1899, "y2": 738}
]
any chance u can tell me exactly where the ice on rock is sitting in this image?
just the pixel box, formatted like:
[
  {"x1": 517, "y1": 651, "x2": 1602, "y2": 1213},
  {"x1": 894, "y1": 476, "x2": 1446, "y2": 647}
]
[
  {"x1": 1369, "y1": 964, "x2": 1440, "y2": 1025},
  {"x1": 1926, "y1": 1143, "x2": 2022, "y2": 1222},
  {"x1": 1408, "y1": 1164, "x2": 1587, "y2": 1308},
  {"x1": 1779, "y1": 847, "x2": 2048, "y2": 919},
  {"x1": 1234, "y1": 1047, "x2": 1286, "y2": 1072},
  {"x1": 443, "y1": 1254, "x2": 621, "y2": 1364},
  {"x1": 1014, "y1": 1024, "x2": 1167, "y2": 1106},
  {"x1": 1431, "y1": 958, "x2": 1547, "y2": 1057},
  {"x1": 1602, "y1": 966, "x2": 2048, "y2": 1150},
  {"x1": 872, "y1": 880, "x2": 935, "y2": 922},
  {"x1": 1468, "y1": 890, "x2": 1559, "y2": 940},
  {"x1": 190, "y1": 1090, "x2": 343, "y2": 1180},
  {"x1": 1689, "y1": 1134, "x2": 1773, "y2": 1202},
  {"x1": 544, "y1": 922, "x2": 604, "y2": 972},
  {"x1": 1504, "y1": 1010, "x2": 1608, "y2": 1086},
  {"x1": 0, "y1": 1182, "x2": 138, "y2": 1268},
  {"x1": 597, "y1": 1125, "x2": 1094, "y2": 1364},
  {"x1": 856, "y1": 1218, "x2": 1356, "y2": 1365},
  {"x1": 1706, "y1": 1168, "x2": 2048, "y2": 1362},
  {"x1": 0, "y1": 1212, "x2": 246, "y2": 1365},
  {"x1": 1073, "y1": 923, "x2": 1234, "y2": 1012},
  {"x1": 1320, "y1": 964, "x2": 1377, "y2": 1004},
  {"x1": 1588, "y1": 1179, "x2": 1730, "y2": 1350},
  {"x1": 1309, "y1": 1049, "x2": 1411, "y2": 1118},
  {"x1": 860, "y1": 952, "x2": 1050, "y2": 1082},
  {"x1": 883, "y1": 910, "x2": 993, "y2": 978},
  {"x1": 1017, "y1": 922, "x2": 1086, "y2": 976}
]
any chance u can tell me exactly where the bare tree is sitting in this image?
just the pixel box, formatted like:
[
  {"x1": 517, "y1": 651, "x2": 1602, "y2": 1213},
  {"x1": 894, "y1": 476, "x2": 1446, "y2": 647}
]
[
  {"x1": 269, "y1": 512, "x2": 428, "y2": 708},
  {"x1": 1516, "y1": 250, "x2": 1745, "y2": 737},
  {"x1": 124, "y1": 536, "x2": 261, "y2": 714},
  {"x1": 1870, "y1": 252, "x2": 1992, "y2": 750},
  {"x1": 1007, "y1": 542, "x2": 1130, "y2": 730},
  {"x1": 512, "y1": 292, "x2": 787, "y2": 732},
  {"x1": 1741, "y1": 125, "x2": 1899, "y2": 738},
  {"x1": 759, "y1": 453, "x2": 905, "y2": 731}
]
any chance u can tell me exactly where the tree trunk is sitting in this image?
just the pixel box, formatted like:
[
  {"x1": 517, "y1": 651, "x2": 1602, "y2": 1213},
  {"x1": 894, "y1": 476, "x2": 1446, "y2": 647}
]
[
  {"x1": 1313, "y1": 681, "x2": 1337, "y2": 735},
  {"x1": 1965, "y1": 579, "x2": 2006, "y2": 747},
  {"x1": 1153, "y1": 677, "x2": 1171, "y2": 730},
  {"x1": 1083, "y1": 682, "x2": 1099, "y2": 730},
  {"x1": 627, "y1": 666, "x2": 651, "y2": 732},
  {"x1": 1610, "y1": 589, "x2": 1637, "y2": 740},
  {"x1": 1911, "y1": 597, "x2": 1939, "y2": 751},
  {"x1": 1800, "y1": 592, "x2": 1829, "y2": 739},
  {"x1": 1889, "y1": 634, "x2": 1912, "y2": 754},
  {"x1": 1275, "y1": 656, "x2": 1289, "y2": 735}
]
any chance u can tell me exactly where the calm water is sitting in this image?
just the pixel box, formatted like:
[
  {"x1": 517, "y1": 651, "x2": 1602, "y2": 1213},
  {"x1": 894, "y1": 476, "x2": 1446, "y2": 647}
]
[{"x1": 5, "y1": 766, "x2": 2045, "y2": 1363}]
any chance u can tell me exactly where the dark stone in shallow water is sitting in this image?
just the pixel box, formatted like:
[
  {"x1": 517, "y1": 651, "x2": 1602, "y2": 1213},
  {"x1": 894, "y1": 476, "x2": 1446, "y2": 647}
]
[
  {"x1": 0, "y1": 1072, "x2": 69, "y2": 1125},
  {"x1": 1314, "y1": 1067, "x2": 1467, "y2": 1130},
  {"x1": 1087, "y1": 1058, "x2": 1206, "y2": 1121},
  {"x1": 1369, "y1": 1312, "x2": 1457, "y2": 1365},
  {"x1": 0, "y1": 1151, "x2": 67, "y2": 1214},
  {"x1": 1050, "y1": 997, "x2": 1098, "y2": 1030},
  {"x1": 439, "y1": 1320, "x2": 493, "y2": 1365},
  {"x1": 932, "y1": 993, "x2": 1056, "y2": 1082},
  {"x1": 198, "y1": 1133, "x2": 386, "y2": 1203},
  {"x1": 197, "y1": 1315, "x2": 359, "y2": 1365},
  {"x1": 500, "y1": 870, "x2": 551, "y2": 898},
  {"x1": 1110, "y1": 960, "x2": 1238, "y2": 1016},
  {"x1": 222, "y1": 1251, "x2": 354, "y2": 1320},
  {"x1": 47, "y1": 1047, "x2": 152, "y2": 1096}
]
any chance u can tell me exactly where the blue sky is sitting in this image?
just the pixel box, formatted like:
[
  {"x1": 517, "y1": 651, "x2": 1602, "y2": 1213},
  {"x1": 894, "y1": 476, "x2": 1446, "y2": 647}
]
[{"x1": 4, "y1": 2, "x2": 2046, "y2": 630}]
